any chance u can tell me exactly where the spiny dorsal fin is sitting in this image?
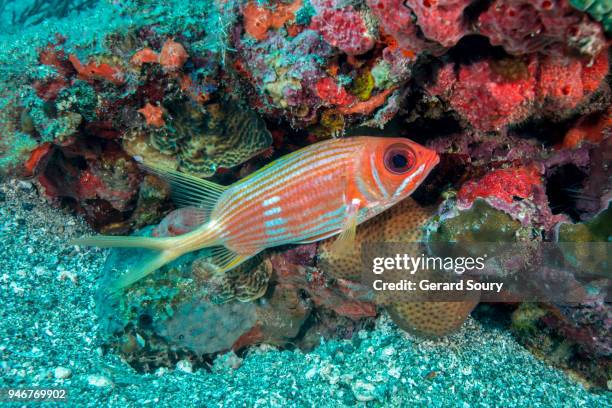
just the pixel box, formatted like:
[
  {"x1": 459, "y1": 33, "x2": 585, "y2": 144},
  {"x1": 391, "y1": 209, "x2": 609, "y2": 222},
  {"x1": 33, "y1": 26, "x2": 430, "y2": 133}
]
[{"x1": 139, "y1": 160, "x2": 227, "y2": 214}]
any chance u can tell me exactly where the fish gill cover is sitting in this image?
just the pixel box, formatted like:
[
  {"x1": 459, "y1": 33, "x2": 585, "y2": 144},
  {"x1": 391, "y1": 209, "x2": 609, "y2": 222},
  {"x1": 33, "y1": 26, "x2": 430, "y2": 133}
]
[{"x1": 0, "y1": 0, "x2": 610, "y2": 406}]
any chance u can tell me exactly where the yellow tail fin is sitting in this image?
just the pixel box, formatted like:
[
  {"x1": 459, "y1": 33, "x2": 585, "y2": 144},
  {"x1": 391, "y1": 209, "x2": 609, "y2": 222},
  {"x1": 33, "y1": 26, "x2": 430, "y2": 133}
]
[
  {"x1": 109, "y1": 249, "x2": 178, "y2": 291},
  {"x1": 71, "y1": 224, "x2": 220, "y2": 291},
  {"x1": 69, "y1": 236, "x2": 174, "y2": 250}
]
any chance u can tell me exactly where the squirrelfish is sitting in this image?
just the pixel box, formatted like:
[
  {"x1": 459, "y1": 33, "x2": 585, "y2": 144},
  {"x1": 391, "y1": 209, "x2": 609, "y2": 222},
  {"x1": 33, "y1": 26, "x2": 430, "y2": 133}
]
[{"x1": 73, "y1": 136, "x2": 439, "y2": 290}]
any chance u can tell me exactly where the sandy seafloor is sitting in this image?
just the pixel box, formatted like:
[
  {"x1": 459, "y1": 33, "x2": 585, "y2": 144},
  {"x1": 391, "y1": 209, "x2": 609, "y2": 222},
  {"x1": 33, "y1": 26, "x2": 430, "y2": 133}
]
[{"x1": 1, "y1": 178, "x2": 611, "y2": 408}]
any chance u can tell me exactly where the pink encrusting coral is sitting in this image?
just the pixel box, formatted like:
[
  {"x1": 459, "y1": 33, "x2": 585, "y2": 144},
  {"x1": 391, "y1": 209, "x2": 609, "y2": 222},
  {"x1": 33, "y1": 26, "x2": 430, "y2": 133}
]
[
  {"x1": 402, "y1": 0, "x2": 474, "y2": 47},
  {"x1": 367, "y1": 0, "x2": 445, "y2": 55},
  {"x1": 477, "y1": 0, "x2": 607, "y2": 57},
  {"x1": 310, "y1": 0, "x2": 376, "y2": 55},
  {"x1": 455, "y1": 163, "x2": 567, "y2": 229},
  {"x1": 315, "y1": 77, "x2": 358, "y2": 106},
  {"x1": 444, "y1": 57, "x2": 538, "y2": 131},
  {"x1": 370, "y1": 0, "x2": 607, "y2": 59},
  {"x1": 538, "y1": 51, "x2": 610, "y2": 111},
  {"x1": 427, "y1": 50, "x2": 609, "y2": 131},
  {"x1": 457, "y1": 164, "x2": 544, "y2": 206},
  {"x1": 537, "y1": 56, "x2": 585, "y2": 111}
]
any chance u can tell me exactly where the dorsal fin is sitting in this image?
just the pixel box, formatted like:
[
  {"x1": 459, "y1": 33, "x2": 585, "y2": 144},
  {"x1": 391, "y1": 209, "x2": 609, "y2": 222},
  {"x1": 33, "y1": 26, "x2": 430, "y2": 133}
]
[{"x1": 139, "y1": 161, "x2": 227, "y2": 216}]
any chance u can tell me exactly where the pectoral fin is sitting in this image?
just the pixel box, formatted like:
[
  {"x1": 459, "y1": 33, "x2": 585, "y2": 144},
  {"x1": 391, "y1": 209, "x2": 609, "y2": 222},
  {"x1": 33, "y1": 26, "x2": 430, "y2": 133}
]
[{"x1": 331, "y1": 199, "x2": 360, "y2": 254}]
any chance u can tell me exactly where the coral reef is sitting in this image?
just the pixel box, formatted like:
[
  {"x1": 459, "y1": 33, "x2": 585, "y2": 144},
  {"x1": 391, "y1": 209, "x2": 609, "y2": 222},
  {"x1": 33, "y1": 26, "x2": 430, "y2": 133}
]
[
  {"x1": 310, "y1": 0, "x2": 375, "y2": 56},
  {"x1": 426, "y1": 51, "x2": 609, "y2": 131},
  {"x1": 0, "y1": 0, "x2": 610, "y2": 391},
  {"x1": 5, "y1": 0, "x2": 608, "y2": 223},
  {"x1": 319, "y1": 198, "x2": 479, "y2": 337},
  {"x1": 477, "y1": 0, "x2": 606, "y2": 57}
]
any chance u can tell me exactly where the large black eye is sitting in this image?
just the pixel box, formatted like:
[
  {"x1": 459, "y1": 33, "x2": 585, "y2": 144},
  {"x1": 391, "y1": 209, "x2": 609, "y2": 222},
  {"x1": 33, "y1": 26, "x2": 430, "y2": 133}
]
[{"x1": 384, "y1": 144, "x2": 416, "y2": 174}]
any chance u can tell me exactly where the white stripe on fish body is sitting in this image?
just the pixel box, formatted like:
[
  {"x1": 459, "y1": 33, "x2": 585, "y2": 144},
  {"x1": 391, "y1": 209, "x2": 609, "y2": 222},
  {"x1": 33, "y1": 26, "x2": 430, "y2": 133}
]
[
  {"x1": 263, "y1": 207, "x2": 282, "y2": 216},
  {"x1": 212, "y1": 153, "x2": 352, "y2": 233},
  {"x1": 264, "y1": 218, "x2": 287, "y2": 228},
  {"x1": 262, "y1": 196, "x2": 280, "y2": 207},
  {"x1": 354, "y1": 169, "x2": 378, "y2": 203},
  {"x1": 217, "y1": 153, "x2": 352, "y2": 242},
  {"x1": 223, "y1": 141, "x2": 359, "y2": 210},
  {"x1": 265, "y1": 227, "x2": 288, "y2": 236},
  {"x1": 238, "y1": 205, "x2": 347, "y2": 249},
  {"x1": 370, "y1": 154, "x2": 390, "y2": 199},
  {"x1": 273, "y1": 205, "x2": 346, "y2": 242},
  {"x1": 235, "y1": 138, "x2": 362, "y2": 189},
  {"x1": 223, "y1": 176, "x2": 345, "y2": 243},
  {"x1": 223, "y1": 180, "x2": 347, "y2": 246},
  {"x1": 392, "y1": 163, "x2": 425, "y2": 199},
  {"x1": 214, "y1": 144, "x2": 358, "y2": 218}
]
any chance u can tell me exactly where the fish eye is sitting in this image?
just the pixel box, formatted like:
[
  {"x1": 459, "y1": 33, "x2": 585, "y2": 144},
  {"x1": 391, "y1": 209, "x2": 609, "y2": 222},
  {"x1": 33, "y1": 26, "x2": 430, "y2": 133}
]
[{"x1": 384, "y1": 144, "x2": 416, "y2": 174}]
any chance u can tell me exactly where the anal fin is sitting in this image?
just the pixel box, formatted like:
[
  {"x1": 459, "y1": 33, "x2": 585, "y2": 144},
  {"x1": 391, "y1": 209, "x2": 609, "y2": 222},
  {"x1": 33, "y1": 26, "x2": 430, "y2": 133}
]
[{"x1": 211, "y1": 246, "x2": 255, "y2": 274}]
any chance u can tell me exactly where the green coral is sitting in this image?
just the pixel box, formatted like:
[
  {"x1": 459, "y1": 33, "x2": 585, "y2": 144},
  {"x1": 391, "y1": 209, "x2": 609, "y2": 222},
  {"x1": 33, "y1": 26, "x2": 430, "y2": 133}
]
[
  {"x1": 426, "y1": 199, "x2": 541, "y2": 275},
  {"x1": 351, "y1": 70, "x2": 375, "y2": 101},
  {"x1": 570, "y1": 0, "x2": 612, "y2": 32},
  {"x1": 511, "y1": 303, "x2": 548, "y2": 338},
  {"x1": 428, "y1": 200, "x2": 532, "y2": 243},
  {"x1": 295, "y1": 0, "x2": 315, "y2": 25},
  {"x1": 557, "y1": 203, "x2": 612, "y2": 276},
  {"x1": 558, "y1": 203, "x2": 612, "y2": 243}
]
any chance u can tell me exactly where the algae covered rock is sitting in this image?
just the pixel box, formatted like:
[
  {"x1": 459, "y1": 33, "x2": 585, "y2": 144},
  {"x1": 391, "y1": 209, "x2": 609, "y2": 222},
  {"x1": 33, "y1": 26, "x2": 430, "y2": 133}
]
[
  {"x1": 556, "y1": 203, "x2": 612, "y2": 276},
  {"x1": 426, "y1": 198, "x2": 541, "y2": 280},
  {"x1": 428, "y1": 199, "x2": 533, "y2": 243},
  {"x1": 511, "y1": 302, "x2": 612, "y2": 389}
]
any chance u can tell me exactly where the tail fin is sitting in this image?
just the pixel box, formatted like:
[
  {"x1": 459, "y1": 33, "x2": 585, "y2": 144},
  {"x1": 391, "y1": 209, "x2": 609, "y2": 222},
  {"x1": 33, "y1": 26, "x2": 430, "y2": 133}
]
[
  {"x1": 71, "y1": 225, "x2": 219, "y2": 291},
  {"x1": 72, "y1": 161, "x2": 232, "y2": 291},
  {"x1": 109, "y1": 249, "x2": 178, "y2": 291},
  {"x1": 69, "y1": 236, "x2": 173, "y2": 250}
]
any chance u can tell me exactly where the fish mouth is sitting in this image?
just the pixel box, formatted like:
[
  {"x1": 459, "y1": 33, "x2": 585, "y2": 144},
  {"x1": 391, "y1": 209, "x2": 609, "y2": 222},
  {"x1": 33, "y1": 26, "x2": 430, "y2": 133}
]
[{"x1": 427, "y1": 151, "x2": 441, "y2": 169}]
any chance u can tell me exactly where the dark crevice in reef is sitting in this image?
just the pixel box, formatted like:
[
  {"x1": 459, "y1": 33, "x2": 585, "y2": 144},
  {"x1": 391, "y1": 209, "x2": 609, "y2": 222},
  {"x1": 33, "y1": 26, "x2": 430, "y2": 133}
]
[
  {"x1": 402, "y1": 108, "x2": 463, "y2": 140},
  {"x1": 512, "y1": 115, "x2": 580, "y2": 147},
  {"x1": 545, "y1": 163, "x2": 589, "y2": 221},
  {"x1": 411, "y1": 152, "x2": 468, "y2": 206},
  {"x1": 471, "y1": 303, "x2": 514, "y2": 331},
  {"x1": 463, "y1": 0, "x2": 494, "y2": 23},
  {"x1": 445, "y1": 35, "x2": 510, "y2": 66}
]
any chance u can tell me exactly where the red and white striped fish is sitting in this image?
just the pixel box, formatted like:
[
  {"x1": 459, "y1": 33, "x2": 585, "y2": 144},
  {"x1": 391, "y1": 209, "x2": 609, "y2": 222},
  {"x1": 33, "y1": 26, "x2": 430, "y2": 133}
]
[{"x1": 73, "y1": 136, "x2": 439, "y2": 289}]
